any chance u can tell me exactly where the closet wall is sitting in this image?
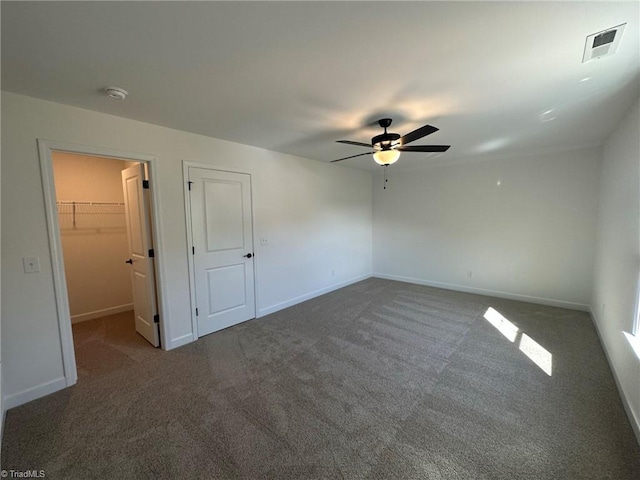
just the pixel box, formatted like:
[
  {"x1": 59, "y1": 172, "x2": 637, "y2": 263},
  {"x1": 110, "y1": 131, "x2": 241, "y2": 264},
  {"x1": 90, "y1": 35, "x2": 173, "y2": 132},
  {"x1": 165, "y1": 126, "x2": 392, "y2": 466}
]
[{"x1": 52, "y1": 153, "x2": 133, "y2": 322}]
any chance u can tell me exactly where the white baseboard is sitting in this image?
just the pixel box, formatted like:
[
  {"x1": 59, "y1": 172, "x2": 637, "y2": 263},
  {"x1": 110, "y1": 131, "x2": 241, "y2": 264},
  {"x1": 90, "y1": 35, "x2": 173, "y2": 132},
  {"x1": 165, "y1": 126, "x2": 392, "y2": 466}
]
[
  {"x1": 71, "y1": 304, "x2": 134, "y2": 324},
  {"x1": 373, "y1": 273, "x2": 590, "y2": 312},
  {"x1": 589, "y1": 306, "x2": 640, "y2": 445},
  {"x1": 168, "y1": 333, "x2": 194, "y2": 350},
  {"x1": 258, "y1": 274, "x2": 373, "y2": 317},
  {"x1": 3, "y1": 376, "x2": 67, "y2": 411}
]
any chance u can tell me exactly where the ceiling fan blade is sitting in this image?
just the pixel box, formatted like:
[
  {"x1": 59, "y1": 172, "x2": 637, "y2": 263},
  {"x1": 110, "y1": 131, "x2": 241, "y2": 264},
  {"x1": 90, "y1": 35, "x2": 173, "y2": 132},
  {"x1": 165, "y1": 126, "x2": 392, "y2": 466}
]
[
  {"x1": 400, "y1": 125, "x2": 439, "y2": 145},
  {"x1": 336, "y1": 140, "x2": 372, "y2": 148},
  {"x1": 397, "y1": 145, "x2": 450, "y2": 152},
  {"x1": 331, "y1": 152, "x2": 374, "y2": 163}
]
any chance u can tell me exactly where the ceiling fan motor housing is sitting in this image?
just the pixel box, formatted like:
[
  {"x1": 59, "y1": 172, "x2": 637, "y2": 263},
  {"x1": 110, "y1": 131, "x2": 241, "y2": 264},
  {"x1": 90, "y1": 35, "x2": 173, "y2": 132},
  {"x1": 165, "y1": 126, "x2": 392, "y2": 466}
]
[{"x1": 372, "y1": 132, "x2": 400, "y2": 150}]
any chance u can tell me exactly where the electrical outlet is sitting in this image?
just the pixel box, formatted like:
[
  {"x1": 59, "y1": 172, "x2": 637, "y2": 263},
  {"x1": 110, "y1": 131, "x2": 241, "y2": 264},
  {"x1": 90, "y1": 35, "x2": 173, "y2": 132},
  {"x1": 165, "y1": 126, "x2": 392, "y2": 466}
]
[
  {"x1": 260, "y1": 237, "x2": 269, "y2": 246},
  {"x1": 467, "y1": 271, "x2": 473, "y2": 278},
  {"x1": 23, "y1": 256, "x2": 41, "y2": 273},
  {"x1": 331, "y1": 269, "x2": 335, "y2": 277}
]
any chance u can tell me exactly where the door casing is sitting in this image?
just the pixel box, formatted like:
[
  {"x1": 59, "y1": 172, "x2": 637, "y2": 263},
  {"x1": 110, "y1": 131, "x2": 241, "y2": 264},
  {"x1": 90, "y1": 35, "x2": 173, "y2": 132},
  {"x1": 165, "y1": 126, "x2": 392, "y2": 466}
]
[{"x1": 38, "y1": 139, "x2": 170, "y2": 387}]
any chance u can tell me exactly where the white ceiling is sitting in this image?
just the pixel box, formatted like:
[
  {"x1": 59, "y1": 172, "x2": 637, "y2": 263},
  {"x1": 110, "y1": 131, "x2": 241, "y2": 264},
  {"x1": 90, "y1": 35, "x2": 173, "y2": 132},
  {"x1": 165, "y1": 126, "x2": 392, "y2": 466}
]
[{"x1": 2, "y1": 1, "x2": 639, "y2": 172}]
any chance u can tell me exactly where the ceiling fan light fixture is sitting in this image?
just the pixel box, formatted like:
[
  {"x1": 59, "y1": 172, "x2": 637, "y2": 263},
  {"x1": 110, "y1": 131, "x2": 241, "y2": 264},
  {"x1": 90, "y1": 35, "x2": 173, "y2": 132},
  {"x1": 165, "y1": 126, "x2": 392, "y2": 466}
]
[{"x1": 373, "y1": 149, "x2": 400, "y2": 166}]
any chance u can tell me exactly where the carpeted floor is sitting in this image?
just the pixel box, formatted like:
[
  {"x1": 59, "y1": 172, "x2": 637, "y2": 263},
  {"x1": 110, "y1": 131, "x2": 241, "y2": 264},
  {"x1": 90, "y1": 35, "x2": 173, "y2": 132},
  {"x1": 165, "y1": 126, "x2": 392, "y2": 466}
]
[{"x1": 2, "y1": 278, "x2": 639, "y2": 479}]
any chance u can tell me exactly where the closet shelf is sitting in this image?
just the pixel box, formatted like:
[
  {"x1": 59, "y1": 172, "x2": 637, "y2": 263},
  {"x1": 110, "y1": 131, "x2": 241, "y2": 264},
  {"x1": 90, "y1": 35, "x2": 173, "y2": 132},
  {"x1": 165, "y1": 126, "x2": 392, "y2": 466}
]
[{"x1": 57, "y1": 201, "x2": 126, "y2": 230}]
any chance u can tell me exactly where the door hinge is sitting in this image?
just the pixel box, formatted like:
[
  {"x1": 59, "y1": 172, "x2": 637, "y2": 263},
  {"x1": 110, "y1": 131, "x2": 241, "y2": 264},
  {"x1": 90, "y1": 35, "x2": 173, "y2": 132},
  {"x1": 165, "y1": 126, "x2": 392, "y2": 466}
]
[
  {"x1": 187, "y1": 181, "x2": 193, "y2": 191},
  {"x1": 153, "y1": 314, "x2": 160, "y2": 324},
  {"x1": 192, "y1": 246, "x2": 195, "y2": 255},
  {"x1": 195, "y1": 308, "x2": 199, "y2": 316},
  {"x1": 148, "y1": 248, "x2": 155, "y2": 258},
  {"x1": 143, "y1": 179, "x2": 150, "y2": 189}
]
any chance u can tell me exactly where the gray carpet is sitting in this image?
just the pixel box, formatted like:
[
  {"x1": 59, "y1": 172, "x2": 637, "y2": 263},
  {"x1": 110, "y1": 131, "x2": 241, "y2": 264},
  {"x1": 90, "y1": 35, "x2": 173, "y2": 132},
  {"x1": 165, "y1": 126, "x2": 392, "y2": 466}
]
[{"x1": 2, "y1": 278, "x2": 639, "y2": 479}]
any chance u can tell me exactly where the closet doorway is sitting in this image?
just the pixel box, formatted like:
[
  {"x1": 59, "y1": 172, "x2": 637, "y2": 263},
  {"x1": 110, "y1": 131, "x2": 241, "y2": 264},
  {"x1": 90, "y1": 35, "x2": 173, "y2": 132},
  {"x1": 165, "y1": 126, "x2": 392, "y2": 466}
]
[{"x1": 49, "y1": 150, "x2": 161, "y2": 380}]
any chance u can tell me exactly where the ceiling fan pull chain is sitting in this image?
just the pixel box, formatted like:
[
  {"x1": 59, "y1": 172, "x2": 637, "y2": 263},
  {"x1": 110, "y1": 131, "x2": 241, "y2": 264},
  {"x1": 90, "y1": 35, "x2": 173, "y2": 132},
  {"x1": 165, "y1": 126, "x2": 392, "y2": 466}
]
[{"x1": 384, "y1": 165, "x2": 388, "y2": 190}]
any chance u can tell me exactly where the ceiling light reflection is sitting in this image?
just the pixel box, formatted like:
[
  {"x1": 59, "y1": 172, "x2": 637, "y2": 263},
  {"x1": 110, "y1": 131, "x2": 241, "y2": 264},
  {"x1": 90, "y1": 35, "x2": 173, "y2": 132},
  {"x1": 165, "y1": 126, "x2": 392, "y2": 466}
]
[
  {"x1": 475, "y1": 137, "x2": 509, "y2": 153},
  {"x1": 540, "y1": 109, "x2": 556, "y2": 123}
]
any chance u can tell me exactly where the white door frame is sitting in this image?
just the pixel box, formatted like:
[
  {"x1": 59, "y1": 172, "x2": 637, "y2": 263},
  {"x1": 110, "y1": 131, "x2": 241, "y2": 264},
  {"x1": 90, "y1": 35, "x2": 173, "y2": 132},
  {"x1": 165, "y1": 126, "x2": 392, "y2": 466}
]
[
  {"x1": 38, "y1": 139, "x2": 170, "y2": 387},
  {"x1": 182, "y1": 160, "x2": 259, "y2": 340}
]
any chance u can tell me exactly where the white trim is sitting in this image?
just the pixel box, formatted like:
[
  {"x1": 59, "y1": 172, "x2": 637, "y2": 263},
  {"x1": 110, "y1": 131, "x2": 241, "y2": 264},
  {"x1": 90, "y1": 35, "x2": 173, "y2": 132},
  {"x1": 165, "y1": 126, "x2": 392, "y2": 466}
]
[
  {"x1": 38, "y1": 140, "x2": 78, "y2": 386},
  {"x1": 71, "y1": 304, "x2": 134, "y2": 324},
  {"x1": 37, "y1": 140, "x2": 172, "y2": 396},
  {"x1": 168, "y1": 333, "x2": 195, "y2": 350},
  {"x1": 258, "y1": 274, "x2": 372, "y2": 317},
  {"x1": 590, "y1": 307, "x2": 640, "y2": 445},
  {"x1": 38, "y1": 140, "x2": 156, "y2": 164},
  {"x1": 633, "y1": 271, "x2": 640, "y2": 337},
  {"x1": 182, "y1": 161, "x2": 259, "y2": 341},
  {"x1": 182, "y1": 161, "x2": 199, "y2": 341},
  {"x1": 373, "y1": 273, "x2": 591, "y2": 312},
  {"x1": 624, "y1": 332, "x2": 640, "y2": 361},
  {"x1": 3, "y1": 377, "x2": 67, "y2": 411}
]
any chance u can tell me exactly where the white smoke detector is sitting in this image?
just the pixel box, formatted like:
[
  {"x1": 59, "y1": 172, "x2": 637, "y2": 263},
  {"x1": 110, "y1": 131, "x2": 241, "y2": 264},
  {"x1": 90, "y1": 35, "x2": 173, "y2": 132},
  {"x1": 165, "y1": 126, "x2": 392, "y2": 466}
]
[
  {"x1": 104, "y1": 86, "x2": 128, "y2": 100},
  {"x1": 582, "y1": 24, "x2": 626, "y2": 63}
]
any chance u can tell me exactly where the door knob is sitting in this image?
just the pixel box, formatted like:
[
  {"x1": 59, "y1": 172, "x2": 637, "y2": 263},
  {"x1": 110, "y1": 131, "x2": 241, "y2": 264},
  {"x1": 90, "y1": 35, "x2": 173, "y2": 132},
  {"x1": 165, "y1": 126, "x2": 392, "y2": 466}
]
[
  {"x1": 243, "y1": 253, "x2": 253, "y2": 259},
  {"x1": 125, "y1": 259, "x2": 133, "y2": 264}
]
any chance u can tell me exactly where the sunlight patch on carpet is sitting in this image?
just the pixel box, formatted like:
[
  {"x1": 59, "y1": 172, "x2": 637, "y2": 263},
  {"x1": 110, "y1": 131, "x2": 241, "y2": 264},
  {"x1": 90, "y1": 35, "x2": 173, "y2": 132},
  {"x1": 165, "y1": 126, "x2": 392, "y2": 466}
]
[{"x1": 484, "y1": 307, "x2": 553, "y2": 376}]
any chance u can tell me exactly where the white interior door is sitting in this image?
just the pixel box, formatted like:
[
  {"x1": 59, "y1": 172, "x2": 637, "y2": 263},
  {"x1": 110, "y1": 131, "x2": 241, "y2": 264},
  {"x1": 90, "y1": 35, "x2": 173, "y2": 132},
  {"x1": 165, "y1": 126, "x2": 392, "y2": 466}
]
[
  {"x1": 122, "y1": 164, "x2": 160, "y2": 347},
  {"x1": 188, "y1": 167, "x2": 256, "y2": 337}
]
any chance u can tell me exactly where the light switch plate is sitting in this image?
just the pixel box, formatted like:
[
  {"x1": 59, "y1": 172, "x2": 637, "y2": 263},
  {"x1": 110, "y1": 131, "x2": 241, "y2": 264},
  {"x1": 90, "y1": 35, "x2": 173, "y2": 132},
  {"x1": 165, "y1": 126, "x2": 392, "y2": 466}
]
[{"x1": 23, "y1": 256, "x2": 41, "y2": 273}]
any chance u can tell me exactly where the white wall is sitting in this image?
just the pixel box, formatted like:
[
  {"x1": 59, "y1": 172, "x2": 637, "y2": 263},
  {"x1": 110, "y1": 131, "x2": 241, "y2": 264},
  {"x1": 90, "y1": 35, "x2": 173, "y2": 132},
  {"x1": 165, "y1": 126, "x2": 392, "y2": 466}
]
[
  {"x1": 591, "y1": 98, "x2": 640, "y2": 440},
  {"x1": 1, "y1": 92, "x2": 372, "y2": 408},
  {"x1": 52, "y1": 153, "x2": 133, "y2": 322},
  {"x1": 373, "y1": 147, "x2": 602, "y2": 309}
]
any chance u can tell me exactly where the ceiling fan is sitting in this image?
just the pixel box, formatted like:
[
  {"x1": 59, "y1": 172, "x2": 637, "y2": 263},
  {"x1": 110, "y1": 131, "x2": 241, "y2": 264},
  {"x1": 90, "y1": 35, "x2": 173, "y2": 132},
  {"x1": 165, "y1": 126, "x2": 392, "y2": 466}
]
[{"x1": 331, "y1": 118, "x2": 450, "y2": 165}]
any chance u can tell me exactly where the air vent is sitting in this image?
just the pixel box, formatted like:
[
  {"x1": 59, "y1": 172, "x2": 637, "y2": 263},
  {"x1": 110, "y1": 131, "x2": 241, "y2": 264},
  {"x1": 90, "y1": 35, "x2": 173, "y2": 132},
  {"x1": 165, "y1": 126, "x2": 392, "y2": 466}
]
[{"x1": 582, "y1": 24, "x2": 626, "y2": 63}]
